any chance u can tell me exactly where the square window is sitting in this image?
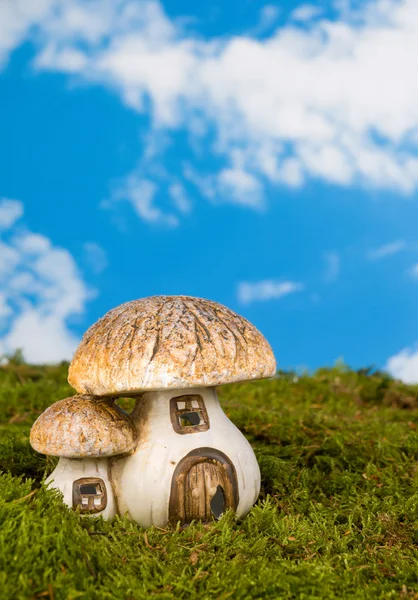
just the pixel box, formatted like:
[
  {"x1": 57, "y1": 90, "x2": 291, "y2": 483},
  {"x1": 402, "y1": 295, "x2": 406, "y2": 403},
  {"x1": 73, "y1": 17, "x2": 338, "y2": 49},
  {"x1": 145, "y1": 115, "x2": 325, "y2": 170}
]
[
  {"x1": 170, "y1": 395, "x2": 210, "y2": 434},
  {"x1": 73, "y1": 478, "x2": 107, "y2": 513}
]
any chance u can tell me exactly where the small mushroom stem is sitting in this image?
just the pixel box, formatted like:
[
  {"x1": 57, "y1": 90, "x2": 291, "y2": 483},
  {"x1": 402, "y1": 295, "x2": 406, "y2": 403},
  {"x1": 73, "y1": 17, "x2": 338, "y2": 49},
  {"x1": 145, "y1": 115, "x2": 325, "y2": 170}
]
[{"x1": 46, "y1": 457, "x2": 117, "y2": 518}]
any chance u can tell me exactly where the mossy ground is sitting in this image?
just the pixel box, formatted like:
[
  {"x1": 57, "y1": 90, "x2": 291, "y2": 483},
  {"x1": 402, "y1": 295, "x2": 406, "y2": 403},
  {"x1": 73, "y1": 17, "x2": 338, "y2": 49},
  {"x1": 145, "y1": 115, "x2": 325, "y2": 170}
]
[{"x1": 1, "y1": 361, "x2": 418, "y2": 599}]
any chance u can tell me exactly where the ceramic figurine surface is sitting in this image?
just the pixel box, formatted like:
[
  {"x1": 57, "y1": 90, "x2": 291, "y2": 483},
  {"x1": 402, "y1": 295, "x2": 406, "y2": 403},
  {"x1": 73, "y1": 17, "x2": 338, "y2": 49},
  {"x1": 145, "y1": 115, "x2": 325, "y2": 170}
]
[{"x1": 30, "y1": 295, "x2": 276, "y2": 526}]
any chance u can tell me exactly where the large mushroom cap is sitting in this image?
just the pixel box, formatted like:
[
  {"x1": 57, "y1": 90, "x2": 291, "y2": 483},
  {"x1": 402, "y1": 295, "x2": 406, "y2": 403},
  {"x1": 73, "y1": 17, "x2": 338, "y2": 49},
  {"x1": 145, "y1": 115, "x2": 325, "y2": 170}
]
[
  {"x1": 30, "y1": 395, "x2": 137, "y2": 457},
  {"x1": 68, "y1": 295, "x2": 276, "y2": 396}
]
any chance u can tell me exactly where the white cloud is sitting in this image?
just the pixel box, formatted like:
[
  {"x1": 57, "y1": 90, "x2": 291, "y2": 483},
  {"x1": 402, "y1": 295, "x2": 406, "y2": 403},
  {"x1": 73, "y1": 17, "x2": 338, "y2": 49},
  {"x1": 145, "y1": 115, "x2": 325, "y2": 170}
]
[
  {"x1": 291, "y1": 4, "x2": 323, "y2": 22},
  {"x1": 38, "y1": 0, "x2": 122, "y2": 44},
  {"x1": 0, "y1": 199, "x2": 92, "y2": 363},
  {"x1": 183, "y1": 165, "x2": 217, "y2": 201},
  {"x1": 4, "y1": 311, "x2": 81, "y2": 364},
  {"x1": 0, "y1": 242, "x2": 20, "y2": 276},
  {"x1": 0, "y1": 198, "x2": 24, "y2": 229},
  {"x1": 323, "y1": 251, "x2": 341, "y2": 282},
  {"x1": 13, "y1": 232, "x2": 52, "y2": 254},
  {"x1": 409, "y1": 263, "x2": 418, "y2": 278},
  {"x1": 83, "y1": 242, "x2": 108, "y2": 274},
  {"x1": 367, "y1": 240, "x2": 407, "y2": 260},
  {"x1": 0, "y1": 0, "x2": 57, "y2": 69},
  {"x1": 278, "y1": 158, "x2": 304, "y2": 187},
  {"x1": 386, "y1": 347, "x2": 418, "y2": 383},
  {"x1": 238, "y1": 279, "x2": 304, "y2": 304},
  {"x1": 252, "y1": 5, "x2": 281, "y2": 35},
  {"x1": 4, "y1": 1, "x2": 418, "y2": 217},
  {"x1": 168, "y1": 183, "x2": 192, "y2": 214},
  {"x1": 112, "y1": 173, "x2": 179, "y2": 226},
  {"x1": 260, "y1": 5, "x2": 280, "y2": 26},
  {"x1": 36, "y1": 45, "x2": 88, "y2": 73},
  {"x1": 106, "y1": 129, "x2": 195, "y2": 225},
  {"x1": 218, "y1": 167, "x2": 264, "y2": 208},
  {"x1": 0, "y1": 294, "x2": 12, "y2": 320}
]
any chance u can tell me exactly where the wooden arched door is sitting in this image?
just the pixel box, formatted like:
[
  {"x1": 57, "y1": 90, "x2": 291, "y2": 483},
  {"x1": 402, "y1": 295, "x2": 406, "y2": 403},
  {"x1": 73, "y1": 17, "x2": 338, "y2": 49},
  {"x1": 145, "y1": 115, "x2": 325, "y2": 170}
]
[{"x1": 169, "y1": 448, "x2": 239, "y2": 524}]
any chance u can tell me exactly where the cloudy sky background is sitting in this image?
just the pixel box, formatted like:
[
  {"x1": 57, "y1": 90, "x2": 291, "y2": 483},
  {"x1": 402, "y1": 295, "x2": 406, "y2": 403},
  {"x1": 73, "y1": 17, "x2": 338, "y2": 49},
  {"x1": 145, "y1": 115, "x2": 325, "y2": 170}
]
[{"x1": 1, "y1": 0, "x2": 418, "y2": 381}]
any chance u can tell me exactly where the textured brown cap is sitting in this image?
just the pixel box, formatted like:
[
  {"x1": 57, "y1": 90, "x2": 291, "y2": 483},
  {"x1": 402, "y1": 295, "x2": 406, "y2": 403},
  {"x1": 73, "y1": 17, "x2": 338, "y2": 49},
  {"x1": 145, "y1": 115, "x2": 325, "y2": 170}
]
[
  {"x1": 68, "y1": 295, "x2": 276, "y2": 396},
  {"x1": 30, "y1": 395, "x2": 137, "y2": 457}
]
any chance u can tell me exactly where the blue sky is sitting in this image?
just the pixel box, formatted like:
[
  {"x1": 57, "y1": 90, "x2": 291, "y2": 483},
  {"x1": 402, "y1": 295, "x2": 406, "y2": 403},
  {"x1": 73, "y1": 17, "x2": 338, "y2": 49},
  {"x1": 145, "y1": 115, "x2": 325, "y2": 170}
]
[{"x1": 1, "y1": 0, "x2": 418, "y2": 381}]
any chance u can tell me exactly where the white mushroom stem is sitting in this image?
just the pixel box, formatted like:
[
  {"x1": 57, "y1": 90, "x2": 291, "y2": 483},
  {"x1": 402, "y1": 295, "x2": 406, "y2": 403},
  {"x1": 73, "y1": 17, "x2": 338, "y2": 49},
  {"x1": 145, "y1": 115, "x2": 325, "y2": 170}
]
[
  {"x1": 110, "y1": 387, "x2": 261, "y2": 527},
  {"x1": 46, "y1": 457, "x2": 117, "y2": 519}
]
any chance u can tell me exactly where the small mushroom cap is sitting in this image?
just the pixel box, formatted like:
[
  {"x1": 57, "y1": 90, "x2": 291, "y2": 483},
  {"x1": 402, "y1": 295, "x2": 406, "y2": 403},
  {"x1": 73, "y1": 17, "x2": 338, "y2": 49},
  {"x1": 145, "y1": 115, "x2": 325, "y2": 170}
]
[
  {"x1": 30, "y1": 395, "x2": 137, "y2": 458},
  {"x1": 68, "y1": 295, "x2": 276, "y2": 396}
]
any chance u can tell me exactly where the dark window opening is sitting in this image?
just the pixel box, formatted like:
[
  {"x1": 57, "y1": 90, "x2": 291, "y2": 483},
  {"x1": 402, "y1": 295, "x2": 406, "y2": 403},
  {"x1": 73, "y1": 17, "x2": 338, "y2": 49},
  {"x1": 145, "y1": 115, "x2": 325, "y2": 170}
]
[
  {"x1": 73, "y1": 477, "x2": 107, "y2": 513},
  {"x1": 170, "y1": 395, "x2": 210, "y2": 434},
  {"x1": 210, "y1": 485, "x2": 226, "y2": 519},
  {"x1": 180, "y1": 411, "x2": 202, "y2": 427},
  {"x1": 79, "y1": 484, "x2": 99, "y2": 495}
]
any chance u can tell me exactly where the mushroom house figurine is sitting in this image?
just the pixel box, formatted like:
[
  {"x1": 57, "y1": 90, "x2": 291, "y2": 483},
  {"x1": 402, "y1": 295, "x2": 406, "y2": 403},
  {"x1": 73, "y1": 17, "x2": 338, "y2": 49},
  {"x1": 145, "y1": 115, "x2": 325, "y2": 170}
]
[{"x1": 30, "y1": 296, "x2": 277, "y2": 527}]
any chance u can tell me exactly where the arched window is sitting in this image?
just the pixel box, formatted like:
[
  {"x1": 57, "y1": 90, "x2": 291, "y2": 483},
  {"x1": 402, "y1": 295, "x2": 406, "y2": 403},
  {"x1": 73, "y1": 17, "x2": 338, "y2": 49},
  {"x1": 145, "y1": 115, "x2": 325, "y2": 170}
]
[{"x1": 170, "y1": 395, "x2": 210, "y2": 434}]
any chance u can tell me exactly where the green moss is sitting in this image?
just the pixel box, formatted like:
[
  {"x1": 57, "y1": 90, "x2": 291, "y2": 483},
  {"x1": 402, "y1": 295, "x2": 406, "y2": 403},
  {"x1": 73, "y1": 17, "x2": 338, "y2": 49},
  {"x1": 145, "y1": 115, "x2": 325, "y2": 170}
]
[{"x1": 0, "y1": 363, "x2": 417, "y2": 599}]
